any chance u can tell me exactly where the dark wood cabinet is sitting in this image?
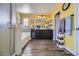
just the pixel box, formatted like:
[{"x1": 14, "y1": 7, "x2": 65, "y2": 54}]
[{"x1": 31, "y1": 29, "x2": 53, "y2": 39}]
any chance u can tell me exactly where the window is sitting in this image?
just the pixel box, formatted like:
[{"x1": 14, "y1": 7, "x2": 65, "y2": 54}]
[
  {"x1": 22, "y1": 18, "x2": 29, "y2": 28},
  {"x1": 22, "y1": 18, "x2": 30, "y2": 32}
]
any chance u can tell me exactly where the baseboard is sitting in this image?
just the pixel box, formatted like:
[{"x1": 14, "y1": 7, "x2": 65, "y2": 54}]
[
  {"x1": 11, "y1": 53, "x2": 15, "y2": 56},
  {"x1": 22, "y1": 39, "x2": 31, "y2": 50},
  {"x1": 64, "y1": 45, "x2": 76, "y2": 56},
  {"x1": 20, "y1": 40, "x2": 31, "y2": 56}
]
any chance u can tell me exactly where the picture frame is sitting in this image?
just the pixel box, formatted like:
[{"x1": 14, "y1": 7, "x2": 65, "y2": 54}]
[{"x1": 62, "y1": 3, "x2": 71, "y2": 11}]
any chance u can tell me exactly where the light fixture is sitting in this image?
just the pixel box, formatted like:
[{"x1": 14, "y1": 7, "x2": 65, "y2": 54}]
[{"x1": 37, "y1": 15, "x2": 45, "y2": 20}]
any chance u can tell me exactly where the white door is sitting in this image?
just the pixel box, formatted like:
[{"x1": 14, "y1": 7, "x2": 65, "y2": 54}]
[
  {"x1": 0, "y1": 3, "x2": 15, "y2": 56},
  {"x1": 75, "y1": 3, "x2": 79, "y2": 55}
]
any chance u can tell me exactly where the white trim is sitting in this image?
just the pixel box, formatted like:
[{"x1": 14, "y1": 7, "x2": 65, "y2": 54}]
[{"x1": 65, "y1": 45, "x2": 76, "y2": 55}]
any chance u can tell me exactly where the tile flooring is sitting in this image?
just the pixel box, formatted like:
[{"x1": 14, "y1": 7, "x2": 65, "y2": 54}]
[{"x1": 22, "y1": 39, "x2": 62, "y2": 56}]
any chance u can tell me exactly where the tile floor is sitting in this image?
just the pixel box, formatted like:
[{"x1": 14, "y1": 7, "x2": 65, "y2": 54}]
[{"x1": 22, "y1": 39, "x2": 62, "y2": 56}]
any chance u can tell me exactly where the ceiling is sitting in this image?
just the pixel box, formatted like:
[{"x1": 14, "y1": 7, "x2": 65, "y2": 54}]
[{"x1": 16, "y1": 3, "x2": 60, "y2": 14}]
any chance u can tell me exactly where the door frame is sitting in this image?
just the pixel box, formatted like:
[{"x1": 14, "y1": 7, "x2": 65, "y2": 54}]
[
  {"x1": 74, "y1": 3, "x2": 79, "y2": 56},
  {"x1": 10, "y1": 3, "x2": 18, "y2": 56},
  {"x1": 53, "y1": 12, "x2": 60, "y2": 41},
  {"x1": 10, "y1": 3, "x2": 16, "y2": 55}
]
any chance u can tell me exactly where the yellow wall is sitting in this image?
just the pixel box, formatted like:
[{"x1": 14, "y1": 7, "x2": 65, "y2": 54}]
[
  {"x1": 20, "y1": 14, "x2": 53, "y2": 29},
  {"x1": 51, "y1": 4, "x2": 62, "y2": 29},
  {"x1": 51, "y1": 4, "x2": 62, "y2": 20},
  {"x1": 29, "y1": 20, "x2": 35, "y2": 29},
  {"x1": 60, "y1": 4, "x2": 74, "y2": 19},
  {"x1": 51, "y1": 3, "x2": 74, "y2": 19},
  {"x1": 64, "y1": 15, "x2": 74, "y2": 51},
  {"x1": 51, "y1": 3, "x2": 75, "y2": 53},
  {"x1": 60, "y1": 4, "x2": 75, "y2": 52}
]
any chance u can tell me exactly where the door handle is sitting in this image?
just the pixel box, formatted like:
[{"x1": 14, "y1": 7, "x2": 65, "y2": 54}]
[{"x1": 76, "y1": 28, "x2": 79, "y2": 30}]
